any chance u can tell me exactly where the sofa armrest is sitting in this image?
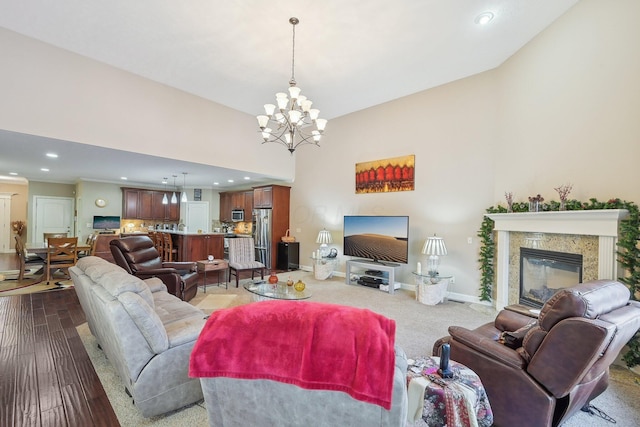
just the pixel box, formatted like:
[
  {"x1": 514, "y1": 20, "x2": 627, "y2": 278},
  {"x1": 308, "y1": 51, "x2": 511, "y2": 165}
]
[
  {"x1": 494, "y1": 310, "x2": 537, "y2": 332},
  {"x1": 134, "y1": 269, "x2": 181, "y2": 297},
  {"x1": 163, "y1": 262, "x2": 197, "y2": 272},
  {"x1": 449, "y1": 326, "x2": 526, "y2": 370},
  {"x1": 143, "y1": 277, "x2": 168, "y2": 293}
]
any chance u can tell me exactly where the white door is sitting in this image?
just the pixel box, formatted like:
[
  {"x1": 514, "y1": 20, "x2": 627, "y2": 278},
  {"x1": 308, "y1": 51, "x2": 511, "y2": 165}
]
[
  {"x1": 185, "y1": 201, "x2": 210, "y2": 232},
  {"x1": 0, "y1": 195, "x2": 11, "y2": 253},
  {"x1": 33, "y1": 196, "x2": 75, "y2": 244}
]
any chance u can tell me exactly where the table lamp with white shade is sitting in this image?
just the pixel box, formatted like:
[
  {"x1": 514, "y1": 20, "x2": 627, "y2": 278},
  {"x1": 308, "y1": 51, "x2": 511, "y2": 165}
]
[
  {"x1": 316, "y1": 229, "x2": 333, "y2": 257},
  {"x1": 422, "y1": 235, "x2": 447, "y2": 277}
]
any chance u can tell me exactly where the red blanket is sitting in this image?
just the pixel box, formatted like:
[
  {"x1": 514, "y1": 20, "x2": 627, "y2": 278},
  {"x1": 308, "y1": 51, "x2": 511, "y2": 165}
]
[{"x1": 189, "y1": 300, "x2": 397, "y2": 409}]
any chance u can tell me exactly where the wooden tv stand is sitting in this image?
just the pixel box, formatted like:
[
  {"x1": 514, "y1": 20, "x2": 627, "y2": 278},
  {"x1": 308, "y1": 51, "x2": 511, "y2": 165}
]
[{"x1": 345, "y1": 259, "x2": 401, "y2": 294}]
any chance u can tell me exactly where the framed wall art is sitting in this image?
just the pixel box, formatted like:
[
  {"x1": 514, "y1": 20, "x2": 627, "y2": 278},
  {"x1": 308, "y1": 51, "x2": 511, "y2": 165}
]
[{"x1": 355, "y1": 154, "x2": 415, "y2": 194}]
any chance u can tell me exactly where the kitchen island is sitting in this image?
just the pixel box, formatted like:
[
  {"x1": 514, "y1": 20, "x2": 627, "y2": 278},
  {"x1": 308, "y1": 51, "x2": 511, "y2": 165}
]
[{"x1": 155, "y1": 231, "x2": 225, "y2": 262}]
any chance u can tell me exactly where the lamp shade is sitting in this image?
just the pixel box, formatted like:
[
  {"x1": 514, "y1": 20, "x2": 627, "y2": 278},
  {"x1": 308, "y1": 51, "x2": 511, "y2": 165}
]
[
  {"x1": 316, "y1": 229, "x2": 333, "y2": 245},
  {"x1": 422, "y1": 236, "x2": 447, "y2": 256}
]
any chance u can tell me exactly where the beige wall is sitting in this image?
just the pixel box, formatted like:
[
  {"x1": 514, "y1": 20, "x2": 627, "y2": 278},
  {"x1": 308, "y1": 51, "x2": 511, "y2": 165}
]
[
  {"x1": 2, "y1": 1, "x2": 639, "y2": 302},
  {"x1": 0, "y1": 27, "x2": 294, "y2": 182},
  {"x1": 292, "y1": 0, "x2": 640, "y2": 302},
  {"x1": 495, "y1": 0, "x2": 640, "y2": 203},
  {"x1": 0, "y1": 182, "x2": 28, "y2": 248}
]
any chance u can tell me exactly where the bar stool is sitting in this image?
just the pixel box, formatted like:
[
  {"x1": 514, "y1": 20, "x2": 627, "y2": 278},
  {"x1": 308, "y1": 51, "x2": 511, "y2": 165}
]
[
  {"x1": 163, "y1": 232, "x2": 178, "y2": 262},
  {"x1": 151, "y1": 232, "x2": 164, "y2": 260}
]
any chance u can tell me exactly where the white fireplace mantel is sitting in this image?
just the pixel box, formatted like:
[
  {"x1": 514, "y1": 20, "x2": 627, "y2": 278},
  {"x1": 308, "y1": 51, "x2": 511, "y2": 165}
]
[{"x1": 486, "y1": 209, "x2": 629, "y2": 310}]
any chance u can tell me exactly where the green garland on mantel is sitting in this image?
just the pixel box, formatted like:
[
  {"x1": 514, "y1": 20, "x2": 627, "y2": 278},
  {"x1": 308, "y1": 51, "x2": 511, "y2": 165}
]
[{"x1": 477, "y1": 198, "x2": 640, "y2": 367}]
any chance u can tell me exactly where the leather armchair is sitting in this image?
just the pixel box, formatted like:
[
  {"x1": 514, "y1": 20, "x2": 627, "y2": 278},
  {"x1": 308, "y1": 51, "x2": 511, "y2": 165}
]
[
  {"x1": 110, "y1": 235, "x2": 200, "y2": 302},
  {"x1": 433, "y1": 280, "x2": 640, "y2": 427}
]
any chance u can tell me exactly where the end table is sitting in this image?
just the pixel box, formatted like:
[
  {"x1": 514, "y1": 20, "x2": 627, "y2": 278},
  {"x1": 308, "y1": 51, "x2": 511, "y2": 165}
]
[
  {"x1": 197, "y1": 259, "x2": 229, "y2": 291},
  {"x1": 312, "y1": 257, "x2": 338, "y2": 280},
  {"x1": 413, "y1": 272, "x2": 452, "y2": 305}
]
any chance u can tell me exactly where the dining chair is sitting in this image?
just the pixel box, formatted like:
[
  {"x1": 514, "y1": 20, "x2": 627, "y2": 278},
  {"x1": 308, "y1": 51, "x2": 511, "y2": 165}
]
[
  {"x1": 14, "y1": 236, "x2": 43, "y2": 281},
  {"x1": 46, "y1": 237, "x2": 79, "y2": 282},
  {"x1": 78, "y1": 233, "x2": 97, "y2": 258},
  {"x1": 228, "y1": 237, "x2": 265, "y2": 287},
  {"x1": 43, "y1": 232, "x2": 68, "y2": 244}
]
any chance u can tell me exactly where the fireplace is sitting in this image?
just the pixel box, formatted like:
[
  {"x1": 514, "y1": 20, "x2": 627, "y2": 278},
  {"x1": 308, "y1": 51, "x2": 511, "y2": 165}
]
[{"x1": 520, "y1": 248, "x2": 583, "y2": 307}]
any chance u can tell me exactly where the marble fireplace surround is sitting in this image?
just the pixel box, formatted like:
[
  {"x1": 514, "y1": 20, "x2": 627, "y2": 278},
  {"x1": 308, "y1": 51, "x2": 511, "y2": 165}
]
[{"x1": 486, "y1": 209, "x2": 629, "y2": 311}]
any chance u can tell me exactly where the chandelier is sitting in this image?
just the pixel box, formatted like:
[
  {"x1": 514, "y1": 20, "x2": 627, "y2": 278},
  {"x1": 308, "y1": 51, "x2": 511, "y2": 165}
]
[{"x1": 256, "y1": 17, "x2": 327, "y2": 155}]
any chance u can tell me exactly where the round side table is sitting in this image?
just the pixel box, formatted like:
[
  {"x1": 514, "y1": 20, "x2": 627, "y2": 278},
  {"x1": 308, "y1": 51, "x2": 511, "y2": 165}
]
[{"x1": 406, "y1": 356, "x2": 493, "y2": 426}]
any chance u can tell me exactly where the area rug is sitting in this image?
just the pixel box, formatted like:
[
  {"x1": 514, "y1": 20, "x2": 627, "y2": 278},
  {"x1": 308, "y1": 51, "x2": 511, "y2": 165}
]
[
  {"x1": 0, "y1": 274, "x2": 73, "y2": 296},
  {"x1": 0, "y1": 268, "x2": 44, "y2": 293},
  {"x1": 195, "y1": 294, "x2": 237, "y2": 312}
]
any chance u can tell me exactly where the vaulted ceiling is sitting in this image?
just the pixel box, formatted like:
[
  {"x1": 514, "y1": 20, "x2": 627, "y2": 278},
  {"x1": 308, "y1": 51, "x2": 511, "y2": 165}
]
[{"x1": 0, "y1": 0, "x2": 579, "y2": 188}]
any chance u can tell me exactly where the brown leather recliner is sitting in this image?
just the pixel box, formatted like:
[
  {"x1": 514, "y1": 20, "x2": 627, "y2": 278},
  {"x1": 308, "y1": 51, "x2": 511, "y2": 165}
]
[
  {"x1": 433, "y1": 280, "x2": 640, "y2": 427},
  {"x1": 110, "y1": 236, "x2": 200, "y2": 302}
]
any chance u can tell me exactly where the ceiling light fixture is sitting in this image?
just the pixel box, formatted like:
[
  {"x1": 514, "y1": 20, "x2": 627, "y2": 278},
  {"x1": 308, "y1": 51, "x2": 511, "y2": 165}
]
[
  {"x1": 475, "y1": 12, "x2": 494, "y2": 25},
  {"x1": 181, "y1": 172, "x2": 188, "y2": 202},
  {"x1": 162, "y1": 177, "x2": 169, "y2": 205},
  {"x1": 46, "y1": 153, "x2": 58, "y2": 158},
  {"x1": 256, "y1": 17, "x2": 328, "y2": 155},
  {"x1": 171, "y1": 175, "x2": 178, "y2": 204}
]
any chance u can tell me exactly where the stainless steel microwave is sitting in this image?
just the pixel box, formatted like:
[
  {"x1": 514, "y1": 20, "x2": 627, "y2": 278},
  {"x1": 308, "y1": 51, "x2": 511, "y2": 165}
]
[{"x1": 231, "y1": 209, "x2": 244, "y2": 222}]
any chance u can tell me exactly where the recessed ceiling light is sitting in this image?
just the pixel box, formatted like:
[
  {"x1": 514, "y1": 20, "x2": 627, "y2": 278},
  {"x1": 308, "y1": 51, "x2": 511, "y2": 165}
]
[
  {"x1": 227, "y1": 179, "x2": 234, "y2": 183},
  {"x1": 41, "y1": 168, "x2": 49, "y2": 172},
  {"x1": 475, "y1": 12, "x2": 494, "y2": 25},
  {"x1": 46, "y1": 153, "x2": 58, "y2": 158},
  {"x1": 213, "y1": 182, "x2": 219, "y2": 185},
  {"x1": 121, "y1": 177, "x2": 128, "y2": 180},
  {"x1": 9, "y1": 172, "x2": 18, "y2": 176},
  {"x1": 244, "y1": 177, "x2": 251, "y2": 180}
]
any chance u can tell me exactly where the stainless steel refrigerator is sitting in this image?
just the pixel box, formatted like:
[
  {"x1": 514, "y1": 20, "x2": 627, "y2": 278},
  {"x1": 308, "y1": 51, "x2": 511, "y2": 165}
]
[{"x1": 253, "y1": 208, "x2": 272, "y2": 268}]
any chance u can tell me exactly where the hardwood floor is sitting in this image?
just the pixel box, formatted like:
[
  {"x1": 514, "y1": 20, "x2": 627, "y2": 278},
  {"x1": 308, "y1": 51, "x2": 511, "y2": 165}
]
[{"x1": 0, "y1": 253, "x2": 120, "y2": 427}]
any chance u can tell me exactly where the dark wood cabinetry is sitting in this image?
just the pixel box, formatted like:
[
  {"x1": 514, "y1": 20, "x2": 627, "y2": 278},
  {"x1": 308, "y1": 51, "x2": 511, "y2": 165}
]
[
  {"x1": 174, "y1": 233, "x2": 224, "y2": 262},
  {"x1": 123, "y1": 188, "x2": 140, "y2": 218},
  {"x1": 253, "y1": 186, "x2": 273, "y2": 208},
  {"x1": 122, "y1": 188, "x2": 180, "y2": 221},
  {"x1": 253, "y1": 185, "x2": 290, "y2": 270},
  {"x1": 219, "y1": 190, "x2": 255, "y2": 221},
  {"x1": 219, "y1": 192, "x2": 232, "y2": 222},
  {"x1": 244, "y1": 191, "x2": 254, "y2": 217}
]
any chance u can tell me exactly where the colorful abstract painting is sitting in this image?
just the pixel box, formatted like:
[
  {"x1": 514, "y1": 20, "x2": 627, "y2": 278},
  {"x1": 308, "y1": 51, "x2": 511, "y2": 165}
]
[{"x1": 355, "y1": 155, "x2": 415, "y2": 194}]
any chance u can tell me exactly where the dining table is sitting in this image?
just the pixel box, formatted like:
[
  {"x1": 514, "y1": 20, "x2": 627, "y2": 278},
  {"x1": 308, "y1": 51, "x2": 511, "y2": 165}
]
[{"x1": 25, "y1": 242, "x2": 92, "y2": 276}]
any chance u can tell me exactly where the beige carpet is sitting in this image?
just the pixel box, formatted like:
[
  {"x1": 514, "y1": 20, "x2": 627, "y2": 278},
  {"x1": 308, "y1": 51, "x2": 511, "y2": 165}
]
[
  {"x1": 76, "y1": 270, "x2": 640, "y2": 427},
  {"x1": 194, "y1": 294, "x2": 237, "y2": 313}
]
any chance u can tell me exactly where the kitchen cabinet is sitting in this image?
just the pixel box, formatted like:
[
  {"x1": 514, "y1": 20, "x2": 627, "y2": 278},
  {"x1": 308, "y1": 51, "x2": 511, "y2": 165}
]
[
  {"x1": 253, "y1": 185, "x2": 291, "y2": 270},
  {"x1": 123, "y1": 188, "x2": 140, "y2": 218},
  {"x1": 231, "y1": 192, "x2": 244, "y2": 210},
  {"x1": 219, "y1": 190, "x2": 254, "y2": 221},
  {"x1": 174, "y1": 233, "x2": 224, "y2": 262},
  {"x1": 244, "y1": 191, "x2": 254, "y2": 217},
  {"x1": 253, "y1": 186, "x2": 273, "y2": 208},
  {"x1": 138, "y1": 190, "x2": 154, "y2": 219},
  {"x1": 219, "y1": 192, "x2": 232, "y2": 222},
  {"x1": 122, "y1": 188, "x2": 180, "y2": 221}
]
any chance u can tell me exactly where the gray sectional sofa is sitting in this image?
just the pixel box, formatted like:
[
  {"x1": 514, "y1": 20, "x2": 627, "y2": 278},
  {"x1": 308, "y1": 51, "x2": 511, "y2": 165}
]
[{"x1": 70, "y1": 256, "x2": 206, "y2": 417}]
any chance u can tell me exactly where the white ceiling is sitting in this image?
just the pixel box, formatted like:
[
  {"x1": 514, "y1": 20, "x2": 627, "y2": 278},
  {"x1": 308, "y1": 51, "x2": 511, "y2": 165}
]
[{"x1": 0, "y1": 0, "x2": 579, "y2": 189}]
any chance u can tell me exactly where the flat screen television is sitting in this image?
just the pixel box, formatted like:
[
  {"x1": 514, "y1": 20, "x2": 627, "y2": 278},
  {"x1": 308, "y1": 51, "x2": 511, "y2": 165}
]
[
  {"x1": 93, "y1": 215, "x2": 121, "y2": 230},
  {"x1": 343, "y1": 215, "x2": 409, "y2": 264}
]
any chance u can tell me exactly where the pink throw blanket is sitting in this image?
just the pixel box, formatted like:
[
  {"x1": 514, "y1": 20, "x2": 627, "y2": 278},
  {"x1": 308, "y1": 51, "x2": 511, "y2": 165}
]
[{"x1": 189, "y1": 300, "x2": 397, "y2": 409}]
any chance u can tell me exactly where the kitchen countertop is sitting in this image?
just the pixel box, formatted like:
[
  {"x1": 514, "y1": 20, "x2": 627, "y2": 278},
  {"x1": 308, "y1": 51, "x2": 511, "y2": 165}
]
[
  {"x1": 153, "y1": 230, "x2": 253, "y2": 237},
  {"x1": 153, "y1": 230, "x2": 226, "y2": 236}
]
